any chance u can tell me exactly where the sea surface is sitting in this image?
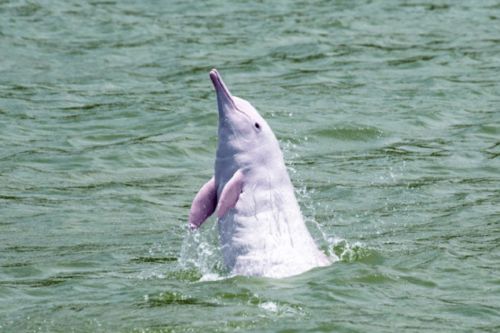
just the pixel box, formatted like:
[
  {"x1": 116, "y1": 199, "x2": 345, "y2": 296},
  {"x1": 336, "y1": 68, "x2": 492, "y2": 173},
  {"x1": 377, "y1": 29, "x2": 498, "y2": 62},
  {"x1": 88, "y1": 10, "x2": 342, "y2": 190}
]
[{"x1": 1, "y1": 0, "x2": 499, "y2": 332}]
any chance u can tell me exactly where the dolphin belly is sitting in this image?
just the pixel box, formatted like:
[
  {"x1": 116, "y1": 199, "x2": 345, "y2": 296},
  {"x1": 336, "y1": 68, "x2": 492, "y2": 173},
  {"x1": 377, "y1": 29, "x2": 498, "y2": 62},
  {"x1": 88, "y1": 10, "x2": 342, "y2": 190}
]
[{"x1": 217, "y1": 185, "x2": 330, "y2": 278}]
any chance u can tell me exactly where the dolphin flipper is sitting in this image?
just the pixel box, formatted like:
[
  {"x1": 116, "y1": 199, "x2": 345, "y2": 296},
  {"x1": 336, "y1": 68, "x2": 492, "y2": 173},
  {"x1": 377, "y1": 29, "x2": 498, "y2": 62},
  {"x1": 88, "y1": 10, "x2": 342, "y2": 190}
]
[
  {"x1": 217, "y1": 169, "x2": 244, "y2": 218},
  {"x1": 189, "y1": 177, "x2": 217, "y2": 230}
]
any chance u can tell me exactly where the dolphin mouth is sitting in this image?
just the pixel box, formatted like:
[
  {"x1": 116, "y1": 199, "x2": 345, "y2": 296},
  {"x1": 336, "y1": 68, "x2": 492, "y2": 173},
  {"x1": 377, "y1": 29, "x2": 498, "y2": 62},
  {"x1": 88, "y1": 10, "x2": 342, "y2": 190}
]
[{"x1": 210, "y1": 69, "x2": 236, "y2": 109}]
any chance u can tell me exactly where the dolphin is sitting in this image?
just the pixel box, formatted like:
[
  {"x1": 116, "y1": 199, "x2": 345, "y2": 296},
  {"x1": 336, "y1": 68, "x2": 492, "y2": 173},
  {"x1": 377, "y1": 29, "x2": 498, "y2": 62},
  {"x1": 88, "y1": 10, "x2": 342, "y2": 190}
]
[{"x1": 188, "y1": 69, "x2": 331, "y2": 278}]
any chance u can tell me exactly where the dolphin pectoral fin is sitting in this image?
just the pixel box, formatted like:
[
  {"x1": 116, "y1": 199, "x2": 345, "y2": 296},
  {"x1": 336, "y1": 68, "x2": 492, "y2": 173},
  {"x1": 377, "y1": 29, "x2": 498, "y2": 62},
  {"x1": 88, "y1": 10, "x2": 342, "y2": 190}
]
[
  {"x1": 216, "y1": 169, "x2": 244, "y2": 218},
  {"x1": 189, "y1": 177, "x2": 217, "y2": 230}
]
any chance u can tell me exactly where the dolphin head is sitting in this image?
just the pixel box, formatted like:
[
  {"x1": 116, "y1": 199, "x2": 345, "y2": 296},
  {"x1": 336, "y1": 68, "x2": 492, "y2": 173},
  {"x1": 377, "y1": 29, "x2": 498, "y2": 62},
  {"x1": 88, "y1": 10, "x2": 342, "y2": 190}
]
[{"x1": 210, "y1": 69, "x2": 279, "y2": 160}]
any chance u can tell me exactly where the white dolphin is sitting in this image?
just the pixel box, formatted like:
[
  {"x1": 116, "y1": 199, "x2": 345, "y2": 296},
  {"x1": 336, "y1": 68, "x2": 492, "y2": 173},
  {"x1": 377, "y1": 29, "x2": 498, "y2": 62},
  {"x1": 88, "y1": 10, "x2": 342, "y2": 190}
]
[{"x1": 188, "y1": 69, "x2": 331, "y2": 278}]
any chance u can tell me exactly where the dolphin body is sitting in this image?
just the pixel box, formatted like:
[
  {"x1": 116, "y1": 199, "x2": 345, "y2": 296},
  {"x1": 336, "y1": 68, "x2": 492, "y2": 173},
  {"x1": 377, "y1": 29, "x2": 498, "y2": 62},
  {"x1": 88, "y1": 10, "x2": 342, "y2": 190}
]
[{"x1": 189, "y1": 69, "x2": 331, "y2": 278}]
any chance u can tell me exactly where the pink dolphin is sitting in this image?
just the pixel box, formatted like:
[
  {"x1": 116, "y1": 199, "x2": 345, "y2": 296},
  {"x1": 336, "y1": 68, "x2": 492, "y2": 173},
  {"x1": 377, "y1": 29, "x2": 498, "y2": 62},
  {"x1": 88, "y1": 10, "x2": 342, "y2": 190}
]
[{"x1": 188, "y1": 69, "x2": 331, "y2": 278}]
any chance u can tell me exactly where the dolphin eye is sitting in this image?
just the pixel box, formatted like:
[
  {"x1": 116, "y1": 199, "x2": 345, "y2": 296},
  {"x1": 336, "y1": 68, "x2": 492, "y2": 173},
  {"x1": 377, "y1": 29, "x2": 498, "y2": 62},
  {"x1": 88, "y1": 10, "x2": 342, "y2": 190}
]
[{"x1": 254, "y1": 122, "x2": 261, "y2": 130}]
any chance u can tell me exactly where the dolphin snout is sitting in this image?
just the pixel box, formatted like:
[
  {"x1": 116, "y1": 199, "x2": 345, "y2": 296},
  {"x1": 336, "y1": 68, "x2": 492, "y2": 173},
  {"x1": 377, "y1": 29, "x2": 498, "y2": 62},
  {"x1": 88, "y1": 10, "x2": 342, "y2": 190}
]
[
  {"x1": 210, "y1": 69, "x2": 235, "y2": 110},
  {"x1": 209, "y1": 68, "x2": 220, "y2": 86}
]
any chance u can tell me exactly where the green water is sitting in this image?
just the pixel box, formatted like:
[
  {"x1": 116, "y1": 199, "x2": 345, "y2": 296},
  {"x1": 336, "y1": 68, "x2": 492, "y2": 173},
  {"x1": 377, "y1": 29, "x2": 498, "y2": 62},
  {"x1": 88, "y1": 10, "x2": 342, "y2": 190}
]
[{"x1": 1, "y1": 0, "x2": 499, "y2": 332}]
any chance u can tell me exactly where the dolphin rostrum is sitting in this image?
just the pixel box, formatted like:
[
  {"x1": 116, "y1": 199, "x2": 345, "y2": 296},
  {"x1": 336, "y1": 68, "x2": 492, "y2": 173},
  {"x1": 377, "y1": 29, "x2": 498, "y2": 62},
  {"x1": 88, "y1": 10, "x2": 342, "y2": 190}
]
[{"x1": 188, "y1": 69, "x2": 331, "y2": 278}]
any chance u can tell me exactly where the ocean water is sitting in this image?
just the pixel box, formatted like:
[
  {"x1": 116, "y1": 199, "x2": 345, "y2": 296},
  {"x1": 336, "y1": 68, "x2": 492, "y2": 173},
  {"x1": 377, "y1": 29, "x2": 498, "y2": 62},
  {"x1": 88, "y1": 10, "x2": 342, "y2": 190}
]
[{"x1": 1, "y1": 0, "x2": 499, "y2": 332}]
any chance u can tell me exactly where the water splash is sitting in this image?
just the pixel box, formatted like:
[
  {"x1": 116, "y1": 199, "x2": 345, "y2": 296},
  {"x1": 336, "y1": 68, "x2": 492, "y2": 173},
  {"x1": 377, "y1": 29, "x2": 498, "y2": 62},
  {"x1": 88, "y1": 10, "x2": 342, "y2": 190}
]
[
  {"x1": 329, "y1": 237, "x2": 381, "y2": 264},
  {"x1": 178, "y1": 221, "x2": 227, "y2": 281}
]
